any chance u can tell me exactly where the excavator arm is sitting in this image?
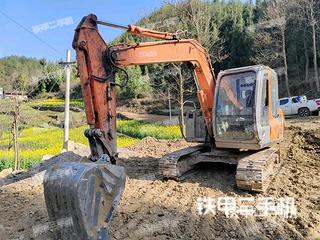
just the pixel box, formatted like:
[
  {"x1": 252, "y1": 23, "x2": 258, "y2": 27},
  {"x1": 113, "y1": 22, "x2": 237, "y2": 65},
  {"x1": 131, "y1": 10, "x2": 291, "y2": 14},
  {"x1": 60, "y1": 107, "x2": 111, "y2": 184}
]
[{"x1": 72, "y1": 14, "x2": 216, "y2": 161}]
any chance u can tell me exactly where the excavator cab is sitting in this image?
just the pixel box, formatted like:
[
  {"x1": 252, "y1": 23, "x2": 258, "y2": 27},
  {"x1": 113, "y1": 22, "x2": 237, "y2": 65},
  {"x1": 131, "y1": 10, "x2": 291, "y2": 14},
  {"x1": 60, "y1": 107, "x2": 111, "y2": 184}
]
[
  {"x1": 180, "y1": 65, "x2": 284, "y2": 192},
  {"x1": 213, "y1": 65, "x2": 284, "y2": 150}
]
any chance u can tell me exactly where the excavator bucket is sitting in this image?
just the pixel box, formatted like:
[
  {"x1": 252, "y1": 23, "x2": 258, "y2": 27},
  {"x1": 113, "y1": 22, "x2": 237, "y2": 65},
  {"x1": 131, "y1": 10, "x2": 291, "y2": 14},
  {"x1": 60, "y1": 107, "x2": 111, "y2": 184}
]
[{"x1": 43, "y1": 152, "x2": 126, "y2": 240}]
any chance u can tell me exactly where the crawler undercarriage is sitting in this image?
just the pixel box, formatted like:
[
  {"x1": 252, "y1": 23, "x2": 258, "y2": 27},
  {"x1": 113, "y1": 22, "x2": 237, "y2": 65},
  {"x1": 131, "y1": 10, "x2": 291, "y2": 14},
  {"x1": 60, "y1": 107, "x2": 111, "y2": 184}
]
[{"x1": 159, "y1": 146, "x2": 280, "y2": 192}]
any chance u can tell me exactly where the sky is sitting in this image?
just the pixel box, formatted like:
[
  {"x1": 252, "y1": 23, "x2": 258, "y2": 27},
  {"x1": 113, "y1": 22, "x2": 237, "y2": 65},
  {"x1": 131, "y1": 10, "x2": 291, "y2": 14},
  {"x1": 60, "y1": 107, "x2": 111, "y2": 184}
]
[{"x1": 0, "y1": 0, "x2": 164, "y2": 61}]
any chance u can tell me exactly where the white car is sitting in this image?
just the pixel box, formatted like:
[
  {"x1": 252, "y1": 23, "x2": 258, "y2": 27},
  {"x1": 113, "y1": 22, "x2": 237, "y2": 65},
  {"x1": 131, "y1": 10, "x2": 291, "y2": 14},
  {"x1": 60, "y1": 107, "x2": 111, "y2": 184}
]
[
  {"x1": 314, "y1": 98, "x2": 320, "y2": 110},
  {"x1": 279, "y1": 95, "x2": 319, "y2": 117}
]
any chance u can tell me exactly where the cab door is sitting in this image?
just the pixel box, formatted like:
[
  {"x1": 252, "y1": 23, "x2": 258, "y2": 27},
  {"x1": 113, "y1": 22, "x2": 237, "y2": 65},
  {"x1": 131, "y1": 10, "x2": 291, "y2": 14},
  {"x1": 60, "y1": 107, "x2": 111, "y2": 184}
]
[{"x1": 268, "y1": 70, "x2": 284, "y2": 141}]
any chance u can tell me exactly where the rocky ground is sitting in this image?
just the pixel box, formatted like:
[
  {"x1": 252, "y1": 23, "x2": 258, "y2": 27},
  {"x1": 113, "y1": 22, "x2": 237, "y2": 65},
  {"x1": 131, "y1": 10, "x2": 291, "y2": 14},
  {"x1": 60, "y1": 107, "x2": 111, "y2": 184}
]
[{"x1": 0, "y1": 117, "x2": 319, "y2": 240}]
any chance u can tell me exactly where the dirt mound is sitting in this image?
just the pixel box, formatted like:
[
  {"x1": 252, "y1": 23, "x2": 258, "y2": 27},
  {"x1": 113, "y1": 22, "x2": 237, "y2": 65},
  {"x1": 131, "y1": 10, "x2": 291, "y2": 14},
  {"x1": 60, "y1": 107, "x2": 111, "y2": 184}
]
[
  {"x1": 268, "y1": 127, "x2": 320, "y2": 239},
  {"x1": 128, "y1": 136, "x2": 192, "y2": 158},
  {"x1": 0, "y1": 118, "x2": 319, "y2": 239},
  {"x1": 296, "y1": 129, "x2": 320, "y2": 148},
  {"x1": 110, "y1": 126, "x2": 320, "y2": 240}
]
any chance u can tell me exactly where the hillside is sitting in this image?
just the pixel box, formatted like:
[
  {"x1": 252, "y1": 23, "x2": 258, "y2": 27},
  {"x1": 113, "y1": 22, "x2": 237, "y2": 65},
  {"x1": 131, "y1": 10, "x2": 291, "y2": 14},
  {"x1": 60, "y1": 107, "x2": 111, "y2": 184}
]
[
  {"x1": 0, "y1": 56, "x2": 79, "y2": 96},
  {"x1": 0, "y1": 56, "x2": 42, "y2": 91},
  {"x1": 112, "y1": 0, "x2": 320, "y2": 99}
]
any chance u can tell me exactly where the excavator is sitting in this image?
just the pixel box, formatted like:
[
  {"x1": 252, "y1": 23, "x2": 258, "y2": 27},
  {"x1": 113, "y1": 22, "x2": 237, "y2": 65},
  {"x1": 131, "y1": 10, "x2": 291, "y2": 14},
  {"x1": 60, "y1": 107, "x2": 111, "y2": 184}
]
[{"x1": 43, "y1": 14, "x2": 284, "y2": 239}]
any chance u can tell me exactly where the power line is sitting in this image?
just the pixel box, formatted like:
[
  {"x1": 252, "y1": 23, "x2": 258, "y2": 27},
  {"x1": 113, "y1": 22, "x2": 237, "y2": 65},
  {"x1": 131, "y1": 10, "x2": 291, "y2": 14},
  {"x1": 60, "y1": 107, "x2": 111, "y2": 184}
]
[
  {"x1": 0, "y1": 10, "x2": 72, "y2": 96},
  {"x1": 0, "y1": 9, "x2": 64, "y2": 57}
]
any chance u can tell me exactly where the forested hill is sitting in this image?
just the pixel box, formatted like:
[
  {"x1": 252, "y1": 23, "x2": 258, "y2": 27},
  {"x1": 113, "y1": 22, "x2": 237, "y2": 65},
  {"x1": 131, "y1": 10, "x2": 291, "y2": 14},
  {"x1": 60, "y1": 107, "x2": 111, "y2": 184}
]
[
  {"x1": 0, "y1": 56, "x2": 76, "y2": 95},
  {"x1": 0, "y1": 56, "x2": 42, "y2": 91},
  {"x1": 113, "y1": 0, "x2": 320, "y2": 98}
]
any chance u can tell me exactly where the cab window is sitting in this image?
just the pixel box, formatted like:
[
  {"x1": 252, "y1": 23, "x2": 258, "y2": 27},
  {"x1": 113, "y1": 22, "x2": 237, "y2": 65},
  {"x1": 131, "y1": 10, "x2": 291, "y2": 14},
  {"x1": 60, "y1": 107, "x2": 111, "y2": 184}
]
[
  {"x1": 292, "y1": 97, "x2": 299, "y2": 103},
  {"x1": 215, "y1": 71, "x2": 256, "y2": 140}
]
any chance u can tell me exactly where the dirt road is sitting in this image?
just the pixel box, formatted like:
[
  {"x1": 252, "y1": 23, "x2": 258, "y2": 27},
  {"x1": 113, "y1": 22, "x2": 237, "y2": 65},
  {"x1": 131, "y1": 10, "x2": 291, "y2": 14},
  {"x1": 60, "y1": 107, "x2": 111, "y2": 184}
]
[{"x1": 0, "y1": 117, "x2": 319, "y2": 240}]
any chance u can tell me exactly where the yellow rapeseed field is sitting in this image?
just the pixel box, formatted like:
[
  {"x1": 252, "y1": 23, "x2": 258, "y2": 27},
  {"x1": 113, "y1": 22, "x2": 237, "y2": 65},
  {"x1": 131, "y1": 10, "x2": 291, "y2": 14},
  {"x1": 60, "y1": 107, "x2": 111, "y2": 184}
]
[
  {"x1": 0, "y1": 125, "x2": 137, "y2": 170},
  {"x1": 0, "y1": 120, "x2": 181, "y2": 170},
  {"x1": 30, "y1": 98, "x2": 83, "y2": 108}
]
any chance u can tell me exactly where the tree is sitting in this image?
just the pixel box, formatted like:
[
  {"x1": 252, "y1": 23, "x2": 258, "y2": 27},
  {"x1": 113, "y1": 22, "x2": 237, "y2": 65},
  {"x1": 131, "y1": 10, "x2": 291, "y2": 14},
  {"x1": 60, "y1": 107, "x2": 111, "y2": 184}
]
[
  {"x1": 218, "y1": 1, "x2": 254, "y2": 69},
  {"x1": 13, "y1": 71, "x2": 28, "y2": 91},
  {"x1": 169, "y1": 63, "x2": 195, "y2": 132},
  {"x1": 302, "y1": 0, "x2": 320, "y2": 91},
  {"x1": 182, "y1": 0, "x2": 228, "y2": 68},
  {"x1": 252, "y1": 0, "x2": 292, "y2": 96},
  {"x1": 150, "y1": 63, "x2": 195, "y2": 131},
  {"x1": 252, "y1": 31, "x2": 283, "y2": 67},
  {"x1": 84, "y1": 0, "x2": 320, "y2": 100},
  {"x1": 37, "y1": 62, "x2": 64, "y2": 93},
  {"x1": 290, "y1": 0, "x2": 311, "y2": 85},
  {"x1": 268, "y1": 0, "x2": 292, "y2": 96},
  {"x1": 117, "y1": 66, "x2": 152, "y2": 99}
]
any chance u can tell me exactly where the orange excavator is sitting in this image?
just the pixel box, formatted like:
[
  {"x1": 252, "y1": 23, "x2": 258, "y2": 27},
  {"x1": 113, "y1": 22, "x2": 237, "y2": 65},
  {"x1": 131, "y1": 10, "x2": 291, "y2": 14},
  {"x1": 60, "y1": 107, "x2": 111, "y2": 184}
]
[{"x1": 43, "y1": 14, "x2": 284, "y2": 239}]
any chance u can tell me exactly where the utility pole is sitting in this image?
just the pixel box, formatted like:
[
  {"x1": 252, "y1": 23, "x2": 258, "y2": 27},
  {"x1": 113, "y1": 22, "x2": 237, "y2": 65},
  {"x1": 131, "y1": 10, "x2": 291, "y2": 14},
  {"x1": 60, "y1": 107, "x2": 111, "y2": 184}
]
[
  {"x1": 63, "y1": 49, "x2": 71, "y2": 150},
  {"x1": 168, "y1": 88, "x2": 172, "y2": 121},
  {"x1": 13, "y1": 97, "x2": 20, "y2": 171}
]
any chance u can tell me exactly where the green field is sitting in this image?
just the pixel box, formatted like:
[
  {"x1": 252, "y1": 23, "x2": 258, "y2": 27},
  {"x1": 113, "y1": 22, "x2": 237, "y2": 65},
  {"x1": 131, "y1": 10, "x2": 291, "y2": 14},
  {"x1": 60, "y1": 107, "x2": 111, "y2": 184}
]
[
  {"x1": 0, "y1": 120, "x2": 181, "y2": 170},
  {"x1": 117, "y1": 120, "x2": 181, "y2": 139},
  {"x1": 30, "y1": 98, "x2": 84, "y2": 109}
]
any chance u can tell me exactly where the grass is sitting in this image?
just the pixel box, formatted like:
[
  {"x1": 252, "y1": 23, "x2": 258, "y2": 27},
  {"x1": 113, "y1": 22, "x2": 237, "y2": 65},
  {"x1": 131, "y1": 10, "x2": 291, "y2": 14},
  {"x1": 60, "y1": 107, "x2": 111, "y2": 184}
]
[
  {"x1": 117, "y1": 120, "x2": 181, "y2": 139},
  {"x1": 0, "y1": 98, "x2": 87, "y2": 131},
  {"x1": 0, "y1": 120, "x2": 181, "y2": 171}
]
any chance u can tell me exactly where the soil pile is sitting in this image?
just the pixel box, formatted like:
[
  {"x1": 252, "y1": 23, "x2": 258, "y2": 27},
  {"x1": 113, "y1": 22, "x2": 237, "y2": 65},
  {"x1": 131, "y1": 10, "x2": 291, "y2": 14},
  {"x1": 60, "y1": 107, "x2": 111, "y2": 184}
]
[{"x1": 0, "y1": 117, "x2": 319, "y2": 240}]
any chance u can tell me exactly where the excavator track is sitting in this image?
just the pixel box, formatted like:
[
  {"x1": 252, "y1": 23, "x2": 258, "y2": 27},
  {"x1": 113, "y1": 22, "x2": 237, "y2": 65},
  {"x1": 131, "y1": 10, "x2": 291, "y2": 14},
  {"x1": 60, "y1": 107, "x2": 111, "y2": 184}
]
[
  {"x1": 236, "y1": 148, "x2": 280, "y2": 192},
  {"x1": 159, "y1": 145, "x2": 209, "y2": 179},
  {"x1": 159, "y1": 145, "x2": 280, "y2": 193},
  {"x1": 43, "y1": 153, "x2": 126, "y2": 240}
]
